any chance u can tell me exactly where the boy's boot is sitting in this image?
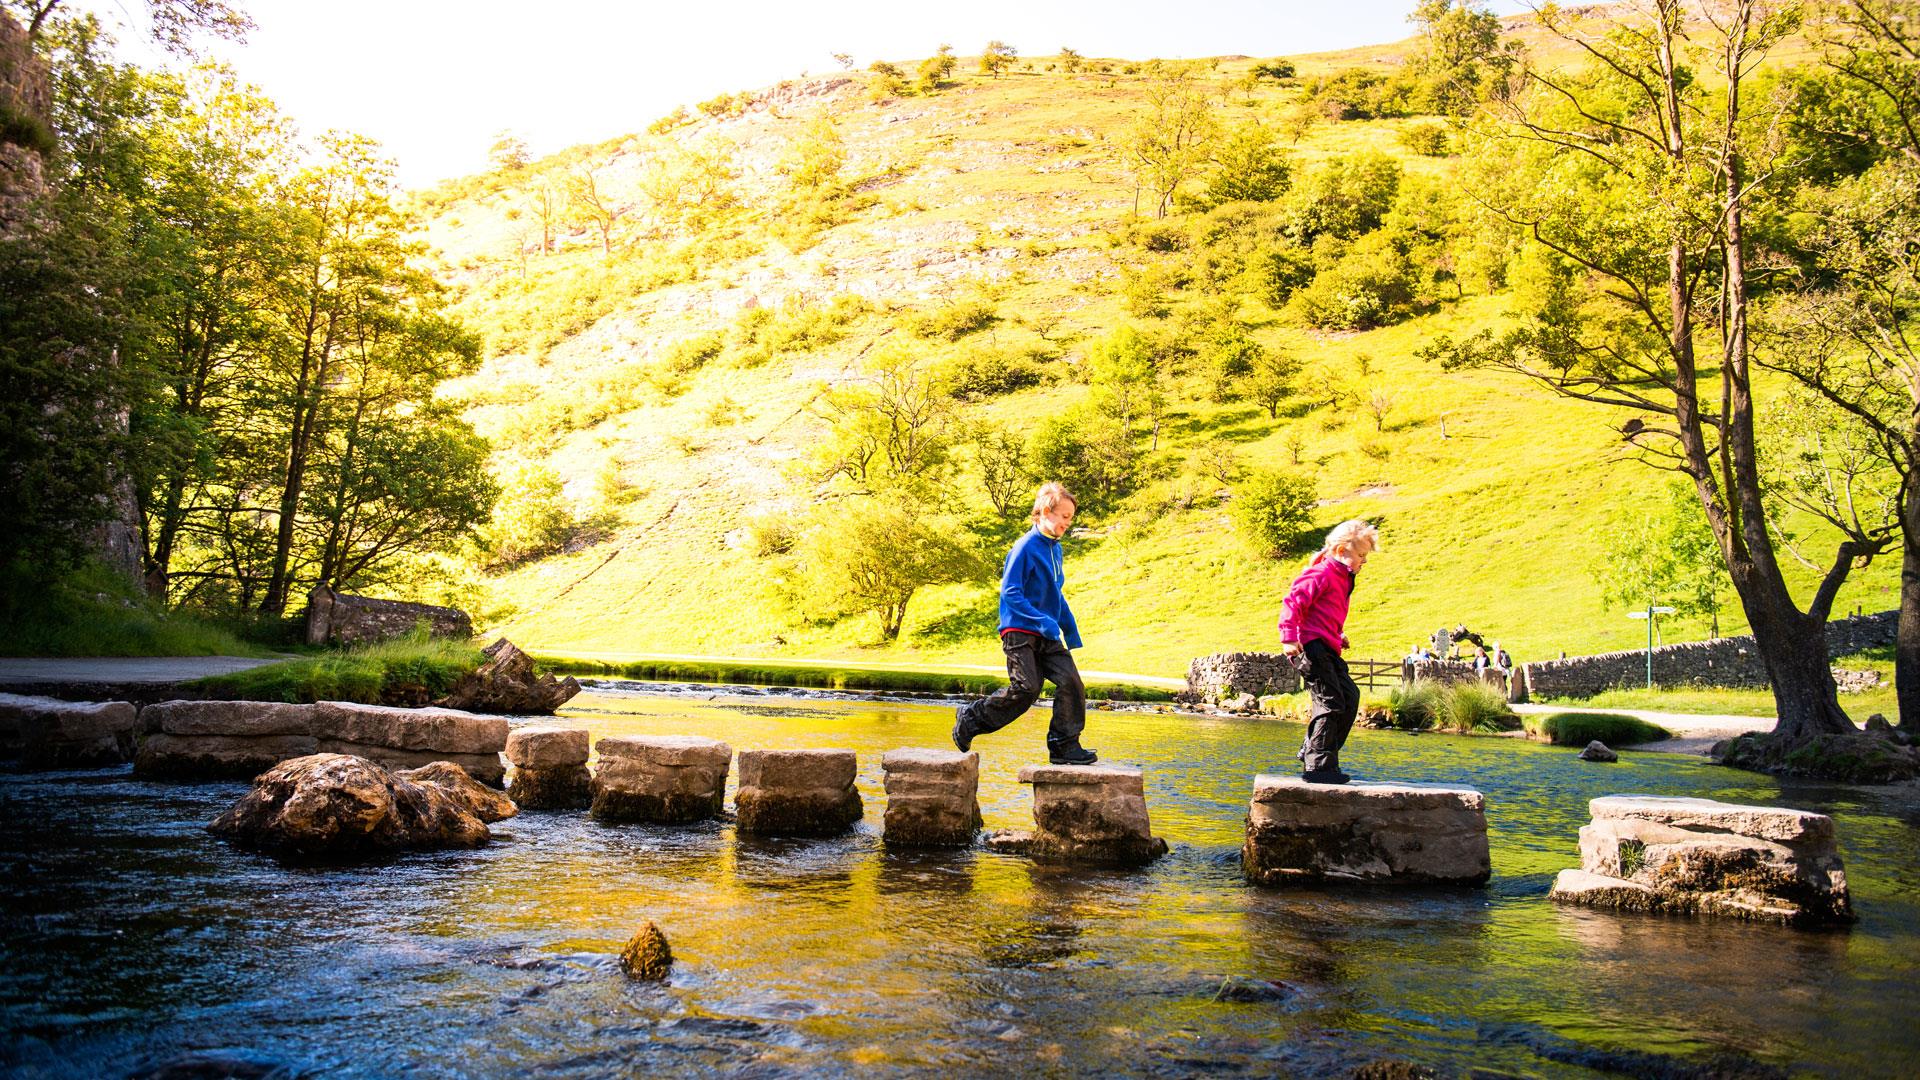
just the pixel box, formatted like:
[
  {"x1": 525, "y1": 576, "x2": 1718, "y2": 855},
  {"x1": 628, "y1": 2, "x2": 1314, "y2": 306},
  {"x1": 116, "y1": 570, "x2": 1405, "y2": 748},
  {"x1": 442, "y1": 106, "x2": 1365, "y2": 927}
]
[
  {"x1": 952, "y1": 705, "x2": 976, "y2": 753},
  {"x1": 1047, "y1": 739, "x2": 1098, "y2": 766}
]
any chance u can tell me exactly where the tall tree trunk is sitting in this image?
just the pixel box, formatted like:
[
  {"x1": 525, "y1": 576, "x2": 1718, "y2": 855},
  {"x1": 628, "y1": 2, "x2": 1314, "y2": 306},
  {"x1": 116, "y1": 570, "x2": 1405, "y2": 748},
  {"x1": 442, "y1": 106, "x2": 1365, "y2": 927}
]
[{"x1": 1901, "y1": 474, "x2": 1920, "y2": 731}]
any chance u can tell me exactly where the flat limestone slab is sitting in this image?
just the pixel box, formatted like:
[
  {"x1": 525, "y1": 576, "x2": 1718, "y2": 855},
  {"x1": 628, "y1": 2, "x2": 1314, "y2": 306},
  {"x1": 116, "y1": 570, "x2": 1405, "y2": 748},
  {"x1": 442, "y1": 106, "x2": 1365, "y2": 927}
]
[
  {"x1": 1588, "y1": 795, "x2": 1833, "y2": 844},
  {"x1": 0, "y1": 693, "x2": 138, "y2": 766},
  {"x1": 143, "y1": 700, "x2": 314, "y2": 738},
  {"x1": 506, "y1": 725, "x2": 590, "y2": 768},
  {"x1": 598, "y1": 734, "x2": 732, "y2": 768},
  {"x1": 135, "y1": 733, "x2": 320, "y2": 780},
  {"x1": 1010, "y1": 761, "x2": 1165, "y2": 867},
  {"x1": 736, "y1": 748, "x2": 862, "y2": 837},
  {"x1": 1243, "y1": 775, "x2": 1490, "y2": 886},
  {"x1": 1017, "y1": 764, "x2": 1145, "y2": 791},
  {"x1": 312, "y1": 701, "x2": 508, "y2": 755}
]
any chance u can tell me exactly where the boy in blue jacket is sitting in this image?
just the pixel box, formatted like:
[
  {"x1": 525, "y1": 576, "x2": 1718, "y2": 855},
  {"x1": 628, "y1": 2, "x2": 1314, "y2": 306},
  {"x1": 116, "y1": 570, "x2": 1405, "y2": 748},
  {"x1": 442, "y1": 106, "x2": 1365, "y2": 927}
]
[{"x1": 952, "y1": 482, "x2": 1096, "y2": 765}]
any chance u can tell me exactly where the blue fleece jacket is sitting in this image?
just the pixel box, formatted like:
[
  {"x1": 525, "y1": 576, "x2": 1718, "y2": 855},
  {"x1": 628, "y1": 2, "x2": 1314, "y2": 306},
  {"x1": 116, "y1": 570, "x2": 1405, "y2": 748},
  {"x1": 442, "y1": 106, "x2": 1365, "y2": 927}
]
[{"x1": 998, "y1": 527, "x2": 1082, "y2": 649}]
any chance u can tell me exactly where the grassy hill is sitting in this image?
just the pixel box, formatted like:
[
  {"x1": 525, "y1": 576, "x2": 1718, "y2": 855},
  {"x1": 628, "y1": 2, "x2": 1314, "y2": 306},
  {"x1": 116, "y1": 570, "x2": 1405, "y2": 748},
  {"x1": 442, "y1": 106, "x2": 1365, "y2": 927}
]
[{"x1": 405, "y1": 17, "x2": 1898, "y2": 680}]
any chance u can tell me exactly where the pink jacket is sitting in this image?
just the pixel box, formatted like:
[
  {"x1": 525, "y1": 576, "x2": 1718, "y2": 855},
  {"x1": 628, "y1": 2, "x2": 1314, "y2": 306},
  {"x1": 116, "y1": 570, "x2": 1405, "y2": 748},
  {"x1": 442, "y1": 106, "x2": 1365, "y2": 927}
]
[{"x1": 1277, "y1": 554, "x2": 1356, "y2": 653}]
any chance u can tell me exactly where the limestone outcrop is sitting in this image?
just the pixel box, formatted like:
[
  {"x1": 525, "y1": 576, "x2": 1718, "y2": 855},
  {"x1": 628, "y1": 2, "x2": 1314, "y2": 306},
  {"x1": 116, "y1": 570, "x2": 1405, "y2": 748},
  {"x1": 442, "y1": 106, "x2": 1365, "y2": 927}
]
[
  {"x1": 1242, "y1": 776, "x2": 1490, "y2": 886},
  {"x1": 506, "y1": 725, "x2": 593, "y2": 810},
  {"x1": 0, "y1": 693, "x2": 137, "y2": 768},
  {"x1": 989, "y1": 764, "x2": 1167, "y2": 867},
  {"x1": 592, "y1": 735, "x2": 732, "y2": 823},
  {"x1": 434, "y1": 638, "x2": 580, "y2": 715},
  {"x1": 881, "y1": 748, "x2": 981, "y2": 846},
  {"x1": 207, "y1": 753, "x2": 491, "y2": 860},
  {"x1": 134, "y1": 700, "x2": 317, "y2": 779},
  {"x1": 734, "y1": 748, "x2": 863, "y2": 837},
  {"x1": 311, "y1": 700, "x2": 508, "y2": 785},
  {"x1": 1549, "y1": 795, "x2": 1852, "y2": 926}
]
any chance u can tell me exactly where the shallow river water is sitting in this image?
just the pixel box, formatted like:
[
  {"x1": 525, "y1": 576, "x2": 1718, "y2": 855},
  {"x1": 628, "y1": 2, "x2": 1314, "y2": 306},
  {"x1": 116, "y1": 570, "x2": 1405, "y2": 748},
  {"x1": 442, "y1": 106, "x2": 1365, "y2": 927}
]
[{"x1": 4, "y1": 685, "x2": 1920, "y2": 1079}]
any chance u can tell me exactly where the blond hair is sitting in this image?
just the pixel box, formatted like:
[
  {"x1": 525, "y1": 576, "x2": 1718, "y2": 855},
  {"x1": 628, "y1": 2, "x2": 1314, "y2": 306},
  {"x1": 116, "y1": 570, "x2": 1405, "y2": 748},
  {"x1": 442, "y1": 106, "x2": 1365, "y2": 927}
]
[
  {"x1": 1030, "y1": 481, "x2": 1078, "y2": 524},
  {"x1": 1322, "y1": 519, "x2": 1380, "y2": 558}
]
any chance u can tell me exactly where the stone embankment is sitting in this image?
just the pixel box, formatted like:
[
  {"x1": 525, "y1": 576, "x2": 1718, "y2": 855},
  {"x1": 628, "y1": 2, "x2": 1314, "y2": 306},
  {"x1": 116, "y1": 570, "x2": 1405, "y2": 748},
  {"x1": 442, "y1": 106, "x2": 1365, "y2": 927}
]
[
  {"x1": 1550, "y1": 796, "x2": 1852, "y2": 926},
  {"x1": 1242, "y1": 776, "x2": 1491, "y2": 886},
  {"x1": 303, "y1": 585, "x2": 472, "y2": 646},
  {"x1": 1181, "y1": 653, "x2": 1300, "y2": 707}
]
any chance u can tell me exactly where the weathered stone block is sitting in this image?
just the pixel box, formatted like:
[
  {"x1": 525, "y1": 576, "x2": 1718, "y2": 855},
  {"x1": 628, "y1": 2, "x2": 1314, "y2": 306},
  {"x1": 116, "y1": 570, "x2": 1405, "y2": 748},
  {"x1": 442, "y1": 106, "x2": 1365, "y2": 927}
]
[
  {"x1": 882, "y1": 748, "x2": 981, "y2": 847},
  {"x1": 509, "y1": 765, "x2": 593, "y2": 810},
  {"x1": 134, "y1": 732, "x2": 320, "y2": 780},
  {"x1": 435, "y1": 638, "x2": 580, "y2": 715},
  {"x1": 0, "y1": 693, "x2": 137, "y2": 768},
  {"x1": 312, "y1": 700, "x2": 509, "y2": 755},
  {"x1": 506, "y1": 725, "x2": 590, "y2": 768},
  {"x1": 313, "y1": 741, "x2": 505, "y2": 786},
  {"x1": 1243, "y1": 775, "x2": 1490, "y2": 886},
  {"x1": 143, "y1": 699, "x2": 314, "y2": 738},
  {"x1": 735, "y1": 748, "x2": 862, "y2": 837},
  {"x1": 592, "y1": 735, "x2": 733, "y2": 823},
  {"x1": 1011, "y1": 763, "x2": 1167, "y2": 867},
  {"x1": 1550, "y1": 795, "x2": 1851, "y2": 926}
]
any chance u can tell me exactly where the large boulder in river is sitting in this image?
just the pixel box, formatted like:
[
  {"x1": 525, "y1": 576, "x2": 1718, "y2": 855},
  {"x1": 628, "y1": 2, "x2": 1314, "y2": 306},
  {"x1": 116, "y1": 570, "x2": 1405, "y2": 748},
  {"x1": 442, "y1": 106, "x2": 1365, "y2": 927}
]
[
  {"x1": 208, "y1": 753, "x2": 490, "y2": 859},
  {"x1": 1550, "y1": 795, "x2": 1852, "y2": 926},
  {"x1": 434, "y1": 638, "x2": 580, "y2": 715},
  {"x1": 394, "y1": 761, "x2": 518, "y2": 822},
  {"x1": 1242, "y1": 776, "x2": 1490, "y2": 886}
]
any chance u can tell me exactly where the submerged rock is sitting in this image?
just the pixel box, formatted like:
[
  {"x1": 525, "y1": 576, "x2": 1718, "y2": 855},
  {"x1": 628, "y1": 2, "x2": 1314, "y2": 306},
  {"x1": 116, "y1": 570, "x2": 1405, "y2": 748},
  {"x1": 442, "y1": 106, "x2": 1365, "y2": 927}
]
[
  {"x1": 620, "y1": 920, "x2": 673, "y2": 981},
  {"x1": 1242, "y1": 776, "x2": 1490, "y2": 886},
  {"x1": 1715, "y1": 730, "x2": 1920, "y2": 784},
  {"x1": 1549, "y1": 795, "x2": 1852, "y2": 926},
  {"x1": 1579, "y1": 740, "x2": 1618, "y2": 763},
  {"x1": 207, "y1": 753, "x2": 490, "y2": 860}
]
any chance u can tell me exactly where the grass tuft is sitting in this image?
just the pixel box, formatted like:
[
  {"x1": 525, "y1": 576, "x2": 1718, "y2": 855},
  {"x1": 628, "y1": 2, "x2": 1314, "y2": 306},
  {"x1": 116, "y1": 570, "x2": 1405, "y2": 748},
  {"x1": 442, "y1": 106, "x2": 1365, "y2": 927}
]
[
  {"x1": 1521, "y1": 711, "x2": 1673, "y2": 746},
  {"x1": 190, "y1": 632, "x2": 484, "y2": 704}
]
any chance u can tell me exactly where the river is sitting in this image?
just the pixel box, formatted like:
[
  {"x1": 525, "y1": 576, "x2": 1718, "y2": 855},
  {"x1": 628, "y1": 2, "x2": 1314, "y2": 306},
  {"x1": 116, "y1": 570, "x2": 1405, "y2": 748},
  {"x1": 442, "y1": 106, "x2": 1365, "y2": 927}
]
[{"x1": 3, "y1": 684, "x2": 1917, "y2": 1077}]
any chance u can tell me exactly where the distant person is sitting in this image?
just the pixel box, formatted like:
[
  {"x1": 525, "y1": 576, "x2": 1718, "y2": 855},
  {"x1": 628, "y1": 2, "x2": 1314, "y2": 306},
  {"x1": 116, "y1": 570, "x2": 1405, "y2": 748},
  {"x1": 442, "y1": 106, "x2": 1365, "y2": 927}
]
[
  {"x1": 1472, "y1": 646, "x2": 1490, "y2": 673},
  {"x1": 953, "y1": 482, "x2": 1097, "y2": 765},
  {"x1": 1278, "y1": 519, "x2": 1381, "y2": 785},
  {"x1": 1494, "y1": 643, "x2": 1512, "y2": 671}
]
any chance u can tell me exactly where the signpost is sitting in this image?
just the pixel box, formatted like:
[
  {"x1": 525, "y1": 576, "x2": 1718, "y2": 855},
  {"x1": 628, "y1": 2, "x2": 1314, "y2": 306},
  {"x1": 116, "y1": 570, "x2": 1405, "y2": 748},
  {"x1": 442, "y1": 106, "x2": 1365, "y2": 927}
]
[{"x1": 1625, "y1": 605, "x2": 1677, "y2": 689}]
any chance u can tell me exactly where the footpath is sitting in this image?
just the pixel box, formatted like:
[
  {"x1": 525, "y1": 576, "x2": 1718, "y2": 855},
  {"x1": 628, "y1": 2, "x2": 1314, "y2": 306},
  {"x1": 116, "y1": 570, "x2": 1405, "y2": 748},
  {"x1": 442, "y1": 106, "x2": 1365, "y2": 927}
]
[{"x1": 0, "y1": 656, "x2": 278, "y2": 703}]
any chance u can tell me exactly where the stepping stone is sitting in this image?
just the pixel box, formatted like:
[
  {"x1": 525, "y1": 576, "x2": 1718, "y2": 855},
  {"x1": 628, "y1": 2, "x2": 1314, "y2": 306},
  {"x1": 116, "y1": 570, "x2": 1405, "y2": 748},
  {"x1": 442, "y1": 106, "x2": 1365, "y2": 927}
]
[
  {"x1": 881, "y1": 748, "x2": 981, "y2": 846},
  {"x1": 1242, "y1": 775, "x2": 1490, "y2": 886},
  {"x1": 0, "y1": 693, "x2": 138, "y2": 768},
  {"x1": 135, "y1": 700, "x2": 316, "y2": 779},
  {"x1": 591, "y1": 735, "x2": 732, "y2": 823},
  {"x1": 311, "y1": 701, "x2": 508, "y2": 785},
  {"x1": 1549, "y1": 795, "x2": 1852, "y2": 925},
  {"x1": 735, "y1": 748, "x2": 862, "y2": 837},
  {"x1": 506, "y1": 725, "x2": 593, "y2": 810},
  {"x1": 989, "y1": 764, "x2": 1166, "y2": 867}
]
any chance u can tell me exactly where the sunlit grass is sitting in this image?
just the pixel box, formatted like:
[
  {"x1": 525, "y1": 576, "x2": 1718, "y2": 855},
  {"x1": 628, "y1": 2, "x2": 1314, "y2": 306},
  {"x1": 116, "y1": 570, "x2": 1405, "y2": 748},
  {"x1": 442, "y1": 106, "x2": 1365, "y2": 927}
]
[{"x1": 190, "y1": 633, "x2": 484, "y2": 704}]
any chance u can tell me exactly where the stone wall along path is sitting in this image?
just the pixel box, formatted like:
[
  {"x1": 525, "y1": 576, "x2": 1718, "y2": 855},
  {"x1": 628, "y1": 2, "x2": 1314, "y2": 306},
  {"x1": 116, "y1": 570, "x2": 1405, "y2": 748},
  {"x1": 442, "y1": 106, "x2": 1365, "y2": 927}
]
[
  {"x1": 1549, "y1": 795, "x2": 1852, "y2": 926},
  {"x1": 592, "y1": 735, "x2": 732, "y2": 823},
  {"x1": 0, "y1": 693, "x2": 138, "y2": 768},
  {"x1": 881, "y1": 748, "x2": 981, "y2": 847},
  {"x1": 507, "y1": 725, "x2": 594, "y2": 810},
  {"x1": 135, "y1": 700, "x2": 318, "y2": 780},
  {"x1": 1242, "y1": 776, "x2": 1491, "y2": 886},
  {"x1": 734, "y1": 748, "x2": 863, "y2": 838},
  {"x1": 990, "y1": 764, "x2": 1167, "y2": 867},
  {"x1": 311, "y1": 700, "x2": 508, "y2": 785}
]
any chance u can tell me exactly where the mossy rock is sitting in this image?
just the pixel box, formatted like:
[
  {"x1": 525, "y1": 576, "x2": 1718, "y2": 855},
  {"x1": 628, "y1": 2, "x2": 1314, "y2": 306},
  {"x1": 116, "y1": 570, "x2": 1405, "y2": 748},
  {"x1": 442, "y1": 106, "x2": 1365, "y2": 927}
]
[
  {"x1": 1717, "y1": 731, "x2": 1920, "y2": 785},
  {"x1": 619, "y1": 921, "x2": 673, "y2": 981}
]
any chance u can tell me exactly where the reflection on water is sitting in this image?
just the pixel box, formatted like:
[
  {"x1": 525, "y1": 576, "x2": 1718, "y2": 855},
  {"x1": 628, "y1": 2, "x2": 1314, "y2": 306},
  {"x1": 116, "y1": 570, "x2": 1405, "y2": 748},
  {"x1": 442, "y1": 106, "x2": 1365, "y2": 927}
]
[{"x1": 3, "y1": 685, "x2": 1919, "y2": 1077}]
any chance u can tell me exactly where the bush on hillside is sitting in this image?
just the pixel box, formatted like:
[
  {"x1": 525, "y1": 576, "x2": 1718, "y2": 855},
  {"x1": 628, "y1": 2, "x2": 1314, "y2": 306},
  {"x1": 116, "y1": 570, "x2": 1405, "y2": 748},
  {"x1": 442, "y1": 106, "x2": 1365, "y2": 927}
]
[
  {"x1": 1523, "y1": 711, "x2": 1673, "y2": 747},
  {"x1": 1289, "y1": 231, "x2": 1421, "y2": 330},
  {"x1": 943, "y1": 345, "x2": 1049, "y2": 400},
  {"x1": 481, "y1": 463, "x2": 575, "y2": 568},
  {"x1": 913, "y1": 299, "x2": 998, "y2": 341},
  {"x1": 1232, "y1": 469, "x2": 1317, "y2": 558},
  {"x1": 1028, "y1": 410, "x2": 1140, "y2": 515},
  {"x1": 1399, "y1": 122, "x2": 1452, "y2": 157},
  {"x1": 664, "y1": 332, "x2": 724, "y2": 374},
  {"x1": 1283, "y1": 152, "x2": 1402, "y2": 244}
]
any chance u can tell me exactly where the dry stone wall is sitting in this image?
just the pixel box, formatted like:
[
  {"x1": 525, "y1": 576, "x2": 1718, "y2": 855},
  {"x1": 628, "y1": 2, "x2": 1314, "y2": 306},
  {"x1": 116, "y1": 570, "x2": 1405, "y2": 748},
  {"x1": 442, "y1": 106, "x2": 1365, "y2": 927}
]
[
  {"x1": 304, "y1": 586, "x2": 474, "y2": 646},
  {"x1": 1517, "y1": 611, "x2": 1896, "y2": 700},
  {"x1": 1183, "y1": 652, "x2": 1301, "y2": 704}
]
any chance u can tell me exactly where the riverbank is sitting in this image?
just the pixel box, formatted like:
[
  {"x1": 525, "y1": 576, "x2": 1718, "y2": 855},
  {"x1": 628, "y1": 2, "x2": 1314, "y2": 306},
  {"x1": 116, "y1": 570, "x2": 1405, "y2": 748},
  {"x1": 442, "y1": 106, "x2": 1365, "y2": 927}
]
[{"x1": 538, "y1": 652, "x2": 1180, "y2": 702}]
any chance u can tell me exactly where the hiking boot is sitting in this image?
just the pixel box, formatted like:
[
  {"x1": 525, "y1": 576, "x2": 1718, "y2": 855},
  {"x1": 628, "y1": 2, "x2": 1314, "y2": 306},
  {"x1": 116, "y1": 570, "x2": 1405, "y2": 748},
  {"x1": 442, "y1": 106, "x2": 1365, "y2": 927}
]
[
  {"x1": 1048, "y1": 743, "x2": 1098, "y2": 766},
  {"x1": 1300, "y1": 768, "x2": 1351, "y2": 785},
  {"x1": 952, "y1": 706, "x2": 974, "y2": 753}
]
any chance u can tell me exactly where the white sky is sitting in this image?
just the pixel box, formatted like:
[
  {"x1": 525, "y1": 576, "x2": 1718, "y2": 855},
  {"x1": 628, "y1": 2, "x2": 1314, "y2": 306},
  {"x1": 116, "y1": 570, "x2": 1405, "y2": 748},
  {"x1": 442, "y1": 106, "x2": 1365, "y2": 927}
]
[{"x1": 83, "y1": 0, "x2": 1530, "y2": 187}]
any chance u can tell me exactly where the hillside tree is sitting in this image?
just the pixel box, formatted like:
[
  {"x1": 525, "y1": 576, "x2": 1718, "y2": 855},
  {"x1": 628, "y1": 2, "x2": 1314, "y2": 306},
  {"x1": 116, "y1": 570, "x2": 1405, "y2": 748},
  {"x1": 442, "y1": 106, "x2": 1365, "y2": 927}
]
[{"x1": 1124, "y1": 62, "x2": 1219, "y2": 217}]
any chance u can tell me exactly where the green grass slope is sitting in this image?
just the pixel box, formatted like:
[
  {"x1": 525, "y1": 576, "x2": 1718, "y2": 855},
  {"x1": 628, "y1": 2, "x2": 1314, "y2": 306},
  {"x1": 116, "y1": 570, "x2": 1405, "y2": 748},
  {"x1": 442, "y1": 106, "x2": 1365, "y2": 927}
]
[{"x1": 409, "y1": 31, "x2": 1898, "y2": 680}]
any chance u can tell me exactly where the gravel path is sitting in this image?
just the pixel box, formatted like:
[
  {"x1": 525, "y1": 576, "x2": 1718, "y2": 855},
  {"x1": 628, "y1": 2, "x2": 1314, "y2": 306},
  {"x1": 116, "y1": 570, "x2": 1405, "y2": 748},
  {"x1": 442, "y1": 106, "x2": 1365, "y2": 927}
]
[{"x1": 0, "y1": 656, "x2": 277, "y2": 685}]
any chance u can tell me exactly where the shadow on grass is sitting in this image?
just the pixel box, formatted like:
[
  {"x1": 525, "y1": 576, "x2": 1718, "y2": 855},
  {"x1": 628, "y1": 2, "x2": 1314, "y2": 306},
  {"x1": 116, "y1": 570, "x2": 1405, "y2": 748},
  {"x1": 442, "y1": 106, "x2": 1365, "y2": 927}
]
[{"x1": 912, "y1": 596, "x2": 1001, "y2": 647}]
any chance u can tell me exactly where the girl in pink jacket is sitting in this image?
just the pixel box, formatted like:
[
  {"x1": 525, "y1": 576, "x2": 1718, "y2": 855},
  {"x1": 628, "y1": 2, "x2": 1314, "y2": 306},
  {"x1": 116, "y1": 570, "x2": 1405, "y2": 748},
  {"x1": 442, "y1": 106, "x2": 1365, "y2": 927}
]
[{"x1": 1277, "y1": 520, "x2": 1380, "y2": 784}]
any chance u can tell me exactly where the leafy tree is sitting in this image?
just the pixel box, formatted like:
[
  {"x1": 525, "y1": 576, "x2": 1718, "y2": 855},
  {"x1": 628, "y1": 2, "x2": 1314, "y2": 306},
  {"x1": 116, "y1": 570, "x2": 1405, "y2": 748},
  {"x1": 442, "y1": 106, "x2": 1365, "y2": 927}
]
[
  {"x1": 1407, "y1": 0, "x2": 1513, "y2": 115},
  {"x1": 918, "y1": 45, "x2": 956, "y2": 93},
  {"x1": 1058, "y1": 46, "x2": 1084, "y2": 73},
  {"x1": 565, "y1": 162, "x2": 625, "y2": 255},
  {"x1": 1244, "y1": 344, "x2": 1303, "y2": 418},
  {"x1": 965, "y1": 421, "x2": 1034, "y2": 519},
  {"x1": 1289, "y1": 229, "x2": 1421, "y2": 330},
  {"x1": 1233, "y1": 469, "x2": 1317, "y2": 558},
  {"x1": 1283, "y1": 151, "x2": 1401, "y2": 242},
  {"x1": 481, "y1": 461, "x2": 573, "y2": 568},
  {"x1": 1425, "y1": 0, "x2": 1866, "y2": 745},
  {"x1": 1194, "y1": 122, "x2": 1290, "y2": 209},
  {"x1": 809, "y1": 345, "x2": 954, "y2": 499},
  {"x1": 777, "y1": 115, "x2": 845, "y2": 193},
  {"x1": 980, "y1": 39, "x2": 1017, "y2": 78},
  {"x1": 1087, "y1": 325, "x2": 1167, "y2": 447},
  {"x1": 788, "y1": 500, "x2": 984, "y2": 640},
  {"x1": 1594, "y1": 482, "x2": 1731, "y2": 639},
  {"x1": 1124, "y1": 62, "x2": 1219, "y2": 217},
  {"x1": 488, "y1": 130, "x2": 528, "y2": 171},
  {"x1": 1399, "y1": 121, "x2": 1450, "y2": 156},
  {"x1": 11, "y1": 0, "x2": 251, "y2": 53},
  {"x1": 1252, "y1": 59, "x2": 1296, "y2": 81},
  {"x1": 1028, "y1": 410, "x2": 1138, "y2": 514}
]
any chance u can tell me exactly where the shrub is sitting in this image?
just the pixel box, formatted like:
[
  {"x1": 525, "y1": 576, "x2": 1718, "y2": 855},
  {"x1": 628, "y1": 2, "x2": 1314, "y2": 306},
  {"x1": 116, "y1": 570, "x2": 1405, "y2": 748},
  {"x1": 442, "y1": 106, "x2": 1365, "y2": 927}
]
[
  {"x1": 1028, "y1": 410, "x2": 1139, "y2": 514},
  {"x1": 1523, "y1": 711, "x2": 1673, "y2": 747},
  {"x1": 1288, "y1": 231, "x2": 1420, "y2": 330},
  {"x1": 1399, "y1": 121, "x2": 1451, "y2": 156},
  {"x1": 914, "y1": 299, "x2": 998, "y2": 340},
  {"x1": 1440, "y1": 682, "x2": 1520, "y2": 733},
  {"x1": 664, "y1": 332, "x2": 724, "y2": 374},
  {"x1": 481, "y1": 462, "x2": 575, "y2": 568},
  {"x1": 943, "y1": 346, "x2": 1047, "y2": 400},
  {"x1": 1232, "y1": 469, "x2": 1317, "y2": 558},
  {"x1": 1387, "y1": 683, "x2": 1443, "y2": 730}
]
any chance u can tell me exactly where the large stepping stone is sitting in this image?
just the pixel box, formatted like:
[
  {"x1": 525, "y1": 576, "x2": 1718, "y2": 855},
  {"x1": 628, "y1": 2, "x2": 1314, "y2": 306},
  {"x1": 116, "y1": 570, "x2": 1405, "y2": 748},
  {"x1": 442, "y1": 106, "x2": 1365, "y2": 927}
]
[
  {"x1": 735, "y1": 748, "x2": 862, "y2": 837},
  {"x1": 988, "y1": 764, "x2": 1167, "y2": 867},
  {"x1": 592, "y1": 735, "x2": 732, "y2": 823},
  {"x1": 1549, "y1": 795, "x2": 1852, "y2": 926},
  {"x1": 135, "y1": 700, "x2": 317, "y2": 779},
  {"x1": 506, "y1": 725, "x2": 593, "y2": 810},
  {"x1": 881, "y1": 748, "x2": 981, "y2": 847},
  {"x1": 0, "y1": 693, "x2": 137, "y2": 768},
  {"x1": 1242, "y1": 776, "x2": 1490, "y2": 886},
  {"x1": 208, "y1": 753, "x2": 491, "y2": 860},
  {"x1": 311, "y1": 701, "x2": 508, "y2": 785}
]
